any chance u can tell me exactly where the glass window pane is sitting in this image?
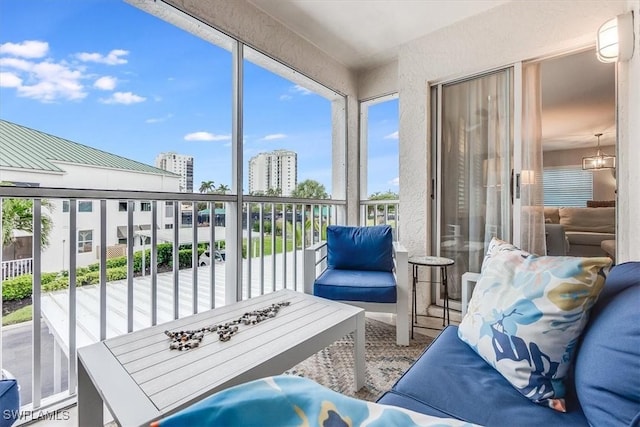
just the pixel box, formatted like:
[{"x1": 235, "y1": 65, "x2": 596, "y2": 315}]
[
  {"x1": 437, "y1": 69, "x2": 513, "y2": 301},
  {"x1": 78, "y1": 201, "x2": 93, "y2": 212},
  {"x1": 366, "y1": 97, "x2": 399, "y2": 197},
  {"x1": 243, "y1": 47, "x2": 337, "y2": 199}
]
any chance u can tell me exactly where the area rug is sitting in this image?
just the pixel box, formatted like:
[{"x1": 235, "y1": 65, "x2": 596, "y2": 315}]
[{"x1": 285, "y1": 318, "x2": 433, "y2": 402}]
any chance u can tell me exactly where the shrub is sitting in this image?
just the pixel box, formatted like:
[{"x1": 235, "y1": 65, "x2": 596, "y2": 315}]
[
  {"x1": 42, "y1": 276, "x2": 69, "y2": 292},
  {"x1": 2, "y1": 243, "x2": 200, "y2": 302},
  {"x1": 106, "y1": 256, "x2": 127, "y2": 269},
  {"x1": 2, "y1": 275, "x2": 33, "y2": 301}
]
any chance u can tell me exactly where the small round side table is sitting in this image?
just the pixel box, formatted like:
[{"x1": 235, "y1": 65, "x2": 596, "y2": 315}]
[{"x1": 408, "y1": 255, "x2": 455, "y2": 338}]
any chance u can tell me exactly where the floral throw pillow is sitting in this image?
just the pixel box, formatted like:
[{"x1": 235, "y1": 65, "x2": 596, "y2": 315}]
[{"x1": 458, "y1": 238, "x2": 611, "y2": 411}]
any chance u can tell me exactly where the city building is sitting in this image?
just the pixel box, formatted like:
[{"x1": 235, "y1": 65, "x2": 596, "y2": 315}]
[
  {"x1": 0, "y1": 120, "x2": 181, "y2": 274},
  {"x1": 248, "y1": 149, "x2": 297, "y2": 196},
  {"x1": 155, "y1": 152, "x2": 194, "y2": 192}
]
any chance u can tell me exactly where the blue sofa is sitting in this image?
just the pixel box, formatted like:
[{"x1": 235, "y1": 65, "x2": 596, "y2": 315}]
[
  {"x1": 377, "y1": 261, "x2": 640, "y2": 426},
  {"x1": 0, "y1": 371, "x2": 19, "y2": 427}
]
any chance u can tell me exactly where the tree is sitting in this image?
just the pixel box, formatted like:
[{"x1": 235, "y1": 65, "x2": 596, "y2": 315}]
[
  {"x1": 2, "y1": 198, "x2": 53, "y2": 248},
  {"x1": 199, "y1": 180, "x2": 215, "y2": 193},
  {"x1": 367, "y1": 190, "x2": 398, "y2": 221},
  {"x1": 291, "y1": 180, "x2": 328, "y2": 199},
  {"x1": 265, "y1": 187, "x2": 282, "y2": 197},
  {"x1": 369, "y1": 190, "x2": 398, "y2": 200},
  {"x1": 215, "y1": 184, "x2": 230, "y2": 194}
]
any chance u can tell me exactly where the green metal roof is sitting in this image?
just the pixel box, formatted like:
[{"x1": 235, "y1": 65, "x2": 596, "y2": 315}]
[{"x1": 0, "y1": 119, "x2": 179, "y2": 176}]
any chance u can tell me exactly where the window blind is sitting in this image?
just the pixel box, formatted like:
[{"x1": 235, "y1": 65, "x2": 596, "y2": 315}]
[{"x1": 543, "y1": 167, "x2": 593, "y2": 207}]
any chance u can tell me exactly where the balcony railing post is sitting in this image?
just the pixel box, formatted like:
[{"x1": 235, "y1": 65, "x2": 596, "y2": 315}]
[
  {"x1": 127, "y1": 200, "x2": 134, "y2": 332},
  {"x1": 100, "y1": 200, "x2": 107, "y2": 341},
  {"x1": 68, "y1": 198, "x2": 77, "y2": 396},
  {"x1": 32, "y1": 199, "x2": 43, "y2": 408},
  {"x1": 151, "y1": 200, "x2": 158, "y2": 323}
]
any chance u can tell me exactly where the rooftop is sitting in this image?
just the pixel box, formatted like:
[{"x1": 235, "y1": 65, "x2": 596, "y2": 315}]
[{"x1": 0, "y1": 119, "x2": 179, "y2": 176}]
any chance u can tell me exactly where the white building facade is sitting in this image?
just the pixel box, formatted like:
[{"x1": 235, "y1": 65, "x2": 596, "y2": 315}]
[
  {"x1": 0, "y1": 120, "x2": 182, "y2": 274},
  {"x1": 248, "y1": 149, "x2": 297, "y2": 196},
  {"x1": 155, "y1": 152, "x2": 194, "y2": 193}
]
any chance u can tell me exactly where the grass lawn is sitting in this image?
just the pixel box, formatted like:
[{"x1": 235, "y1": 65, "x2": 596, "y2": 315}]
[
  {"x1": 3, "y1": 304, "x2": 32, "y2": 326},
  {"x1": 246, "y1": 235, "x2": 294, "y2": 257}
]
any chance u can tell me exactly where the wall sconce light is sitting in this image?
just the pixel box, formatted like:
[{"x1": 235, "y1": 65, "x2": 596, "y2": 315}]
[
  {"x1": 520, "y1": 170, "x2": 536, "y2": 185},
  {"x1": 582, "y1": 133, "x2": 615, "y2": 170},
  {"x1": 597, "y1": 11, "x2": 635, "y2": 63}
]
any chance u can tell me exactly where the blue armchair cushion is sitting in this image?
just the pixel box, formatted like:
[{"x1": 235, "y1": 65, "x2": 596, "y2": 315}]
[
  {"x1": 0, "y1": 378, "x2": 19, "y2": 427},
  {"x1": 327, "y1": 225, "x2": 394, "y2": 272},
  {"x1": 573, "y1": 262, "x2": 640, "y2": 427},
  {"x1": 314, "y1": 269, "x2": 397, "y2": 303}
]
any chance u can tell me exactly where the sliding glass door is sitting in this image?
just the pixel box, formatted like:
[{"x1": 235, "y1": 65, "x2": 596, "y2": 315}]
[{"x1": 432, "y1": 68, "x2": 514, "y2": 309}]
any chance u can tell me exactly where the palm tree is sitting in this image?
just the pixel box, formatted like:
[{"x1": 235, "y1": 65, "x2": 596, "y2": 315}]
[
  {"x1": 2, "y1": 198, "x2": 53, "y2": 248},
  {"x1": 199, "y1": 180, "x2": 215, "y2": 193},
  {"x1": 215, "y1": 184, "x2": 230, "y2": 194},
  {"x1": 290, "y1": 180, "x2": 329, "y2": 247}
]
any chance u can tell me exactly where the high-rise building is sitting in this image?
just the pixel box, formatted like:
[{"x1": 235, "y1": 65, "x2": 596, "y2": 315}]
[
  {"x1": 248, "y1": 149, "x2": 297, "y2": 196},
  {"x1": 155, "y1": 152, "x2": 194, "y2": 192}
]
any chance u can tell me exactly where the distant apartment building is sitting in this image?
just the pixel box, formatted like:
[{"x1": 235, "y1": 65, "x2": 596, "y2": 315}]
[
  {"x1": 248, "y1": 149, "x2": 297, "y2": 196},
  {"x1": 0, "y1": 119, "x2": 181, "y2": 274},
  {"x1": 155, "y1": 152, "x2": 194, "y2": 192}
]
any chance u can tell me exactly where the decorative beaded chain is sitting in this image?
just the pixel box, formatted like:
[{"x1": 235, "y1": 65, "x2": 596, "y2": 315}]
[{"x1": 164, "y1": 301, "x2": 291, "y2": 351}]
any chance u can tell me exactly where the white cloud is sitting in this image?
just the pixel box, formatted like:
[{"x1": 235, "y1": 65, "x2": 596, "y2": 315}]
[
  {"x1": 384, "y1": 131, "x2": 399, "y2": 140},
  {"x1": 0, "y1": 40, "x2": 49, "y2": 58},
  {"x1": 145, "y1": 113, "x2": 174, "y2": 124},
  {"x1": 93, "y1": 76, "x2": 117, "y2": 90},
  {"x1": 0, "y1": 57, "x2": 87, "y2": 102},
  {"x1": 184, "y1": 131, "x2": 231, "y2": 141},
  {"x1": 280, "y1": 84, "x2": 313, "y2": 100},
  {"x1": 0, "y1": 72, "x2": 22, "y2": 88},
  {"x1": 388, "y1": 177, "x2": 400, "y2": 186},
  {"x1": 292, "y1": 84, "x2": 312, "y2": 95},
  {"x1": 0, "y1": 57, "x2": 35, "y2": 72},
  {"x1": 77, "y1": 49, "x2": 129, "y2": 65},
  {"x1": 100, "y1": 91, "x2": 145, "y2": 104},
  {"x1": 262, "y1": 133, "x2": 287, "y2": 141}
]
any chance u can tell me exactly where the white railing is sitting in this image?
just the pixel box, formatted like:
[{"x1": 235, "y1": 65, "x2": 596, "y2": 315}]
[
  {"x1": 1, "y1": 258, "x2": 33, "y2": 280},
  {"x1": 360, "y1": 199, "x2": 400, "y2": 240},
  {"x1": 0, "y1": 187, "x2": 345, "y2": 419}
]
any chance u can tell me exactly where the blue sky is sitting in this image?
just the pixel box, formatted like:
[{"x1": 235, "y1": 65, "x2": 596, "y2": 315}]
[{"x1": 0, "y1": 0, "x2": 398, "y2": 196}]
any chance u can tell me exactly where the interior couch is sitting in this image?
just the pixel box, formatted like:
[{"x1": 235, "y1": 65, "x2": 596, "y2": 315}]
[
  {"x1": 544, "y1": 206, "x2": 615, "y2": 257},
  {"x1": 377, "y1": 261, "x2": 640, "y2": 427}
]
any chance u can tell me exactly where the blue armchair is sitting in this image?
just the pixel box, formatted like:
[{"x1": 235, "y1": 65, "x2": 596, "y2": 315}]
[{"x1": 304, "y1": 225, "x2": 409, "y2": 346}]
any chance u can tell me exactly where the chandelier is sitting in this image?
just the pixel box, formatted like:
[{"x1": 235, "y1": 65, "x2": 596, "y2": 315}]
[{"x1": 582, "y1": 133, "x2": 615, "y2": 170}]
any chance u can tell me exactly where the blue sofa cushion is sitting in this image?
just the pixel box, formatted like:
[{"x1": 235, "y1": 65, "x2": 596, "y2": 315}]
[
  {"x1": 458, "y1": 238, "x2": 611, "y2": 411},
  {"x1": 0, "y1": 378, "x2": 19, "y2": 427},
  {"x1": 314, "y1": 269, "x2": 396, "y2": 303},
  {"x1": 377, "y1": 327, "x2": 589, "y2": 427},
  {"x1": 573, "y1": 262, "x2": 640, "y2": 427},
  {"x1": 154, "y1": 375, "x2": 474, "y2": 427},
  {"x1": 326, "y1": 225, "x2": 394, "y2": 272}
]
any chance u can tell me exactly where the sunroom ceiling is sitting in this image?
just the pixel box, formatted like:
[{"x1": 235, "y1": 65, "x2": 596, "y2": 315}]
[{"x1": 247, "y1": 0, "x2": 512, "y2": 70}]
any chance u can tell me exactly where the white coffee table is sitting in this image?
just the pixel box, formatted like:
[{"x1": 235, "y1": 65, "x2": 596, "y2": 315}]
[{"x1": 77, "y1": 289, "x2": 365, "y2": 427}]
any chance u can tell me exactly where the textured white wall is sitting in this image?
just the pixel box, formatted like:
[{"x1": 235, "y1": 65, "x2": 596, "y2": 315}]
[
  {"x1": 358, "y1": 61, "x2": 398, "y2": 100},
  {"x1": 617, "y1": 0, "x2": 640, "y2": 261},
  {"x1": 396, "y1": 0, "x2": 639, "y2": 261}
]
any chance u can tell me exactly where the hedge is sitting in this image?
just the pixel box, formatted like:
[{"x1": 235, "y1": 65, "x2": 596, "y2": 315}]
[{"x1": 2, "y1": 244, "x2": 202, "y2": 302}]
